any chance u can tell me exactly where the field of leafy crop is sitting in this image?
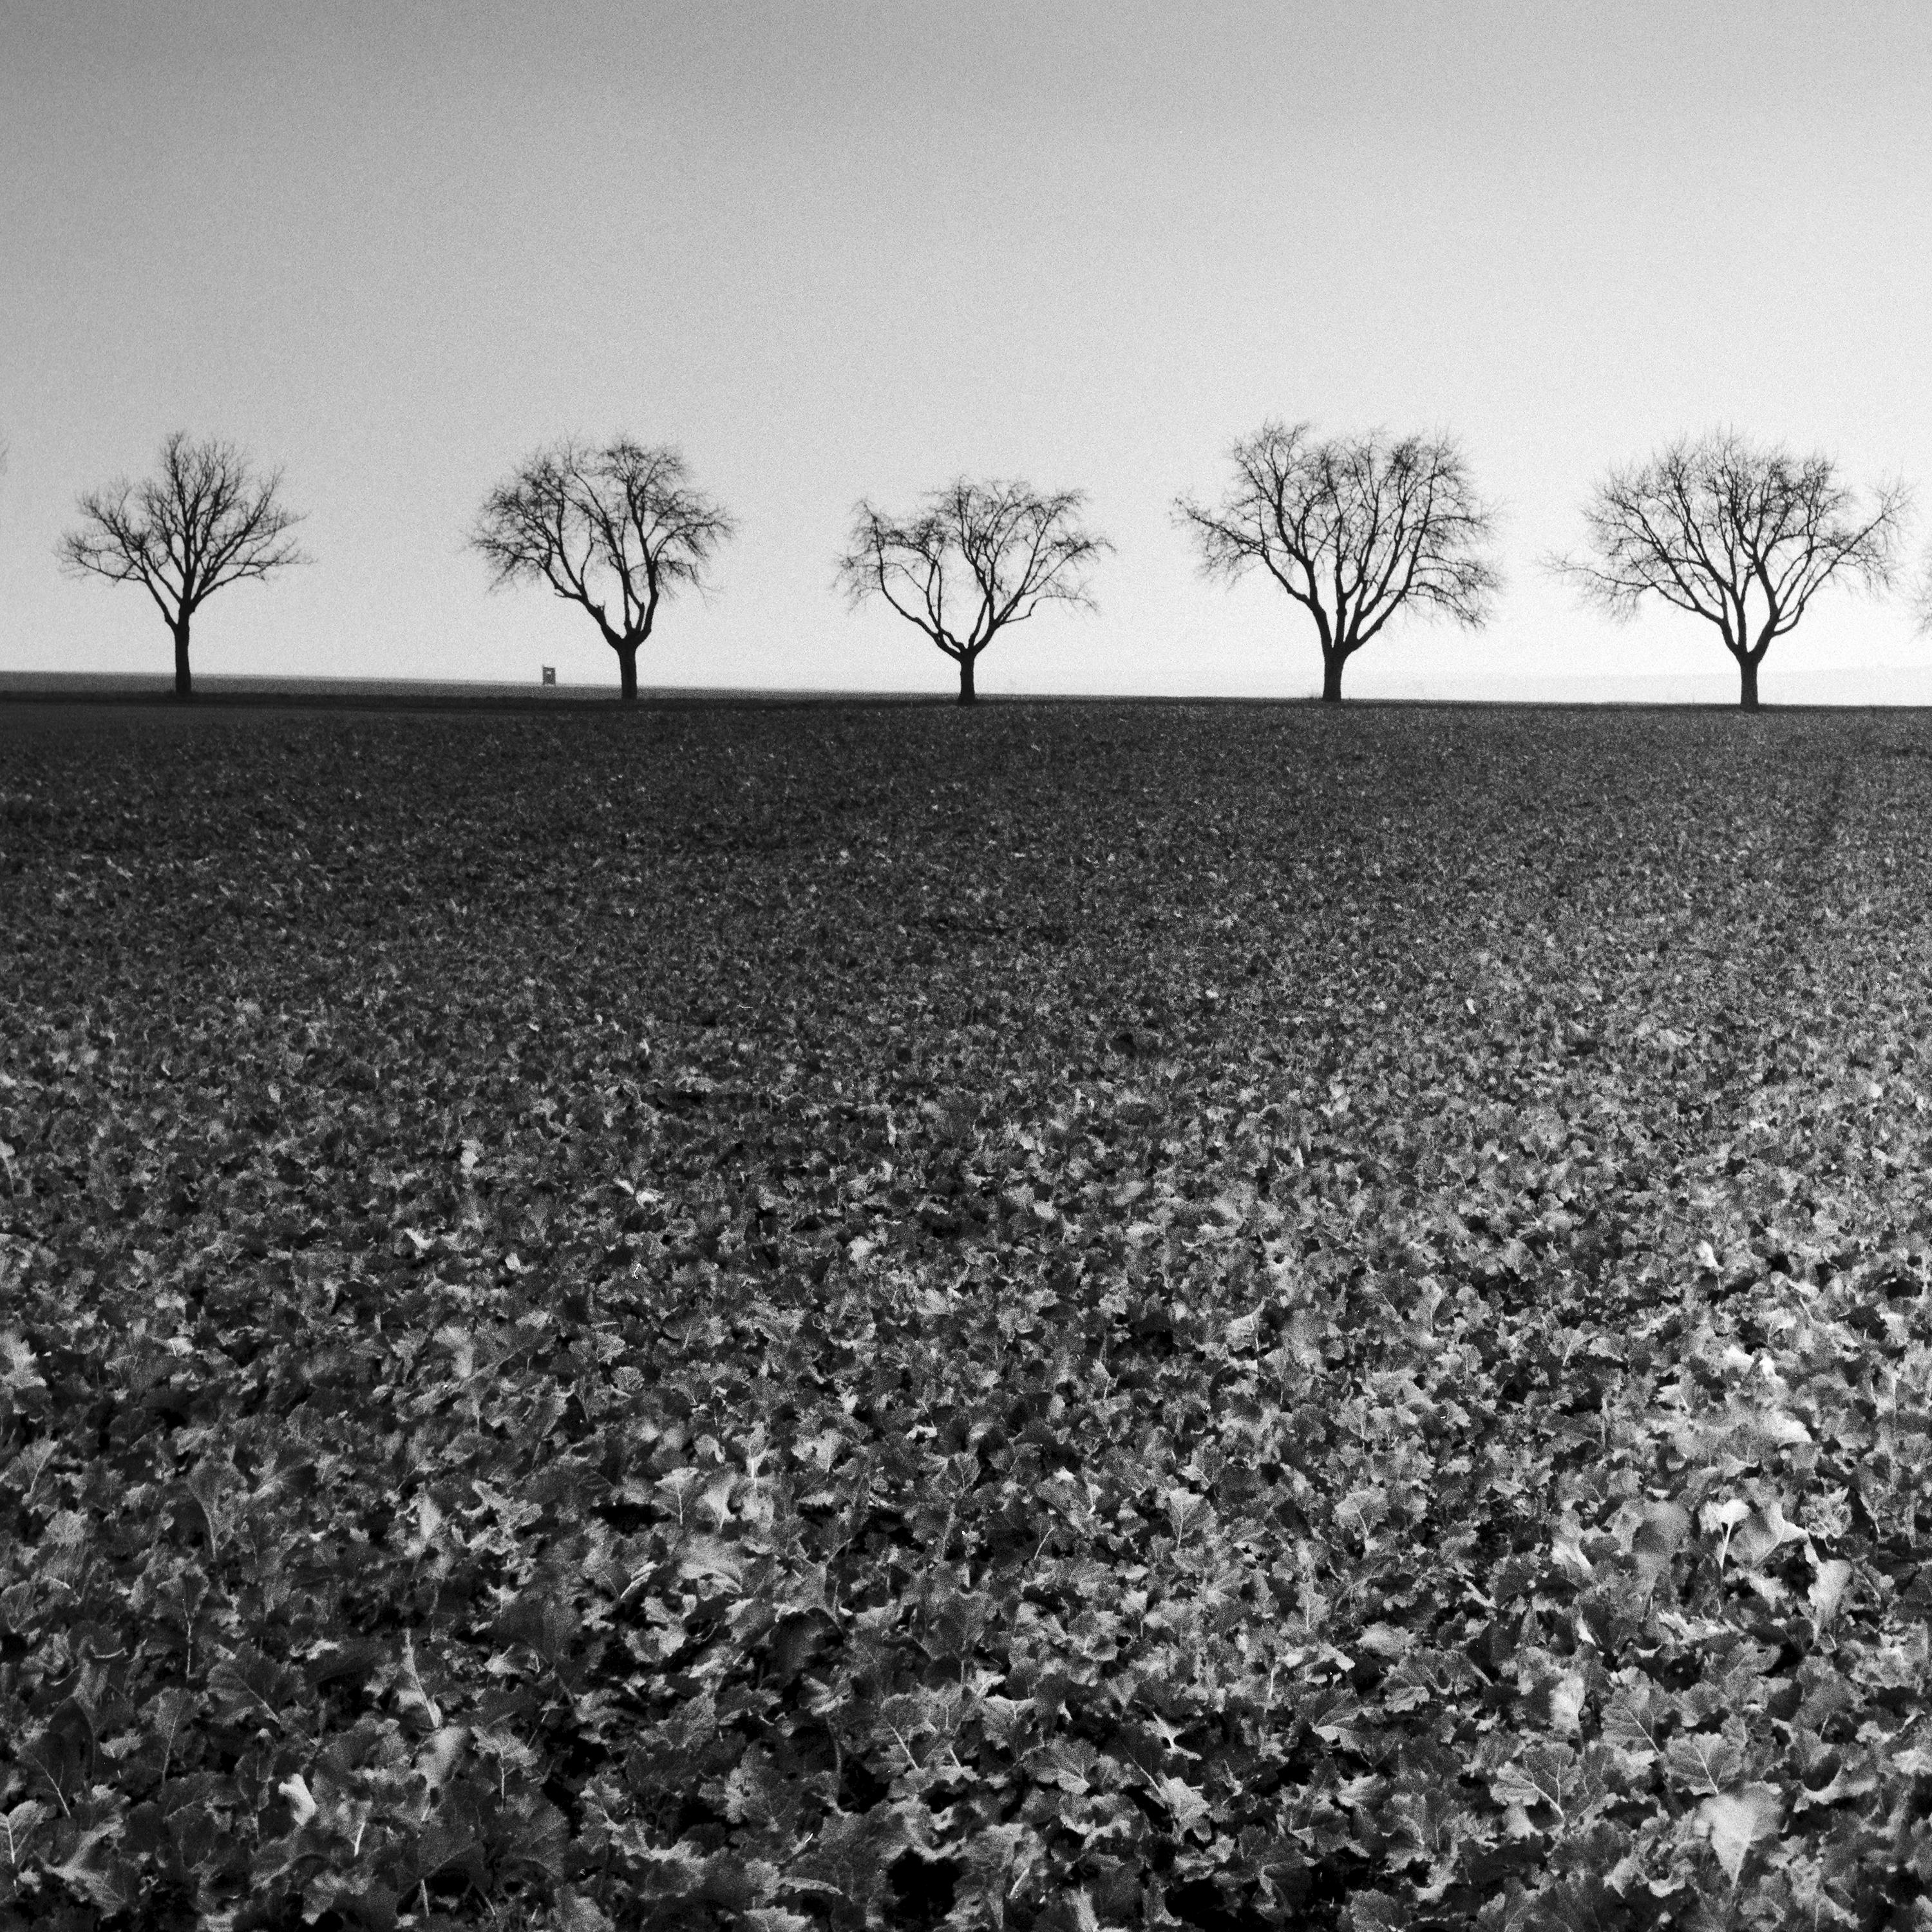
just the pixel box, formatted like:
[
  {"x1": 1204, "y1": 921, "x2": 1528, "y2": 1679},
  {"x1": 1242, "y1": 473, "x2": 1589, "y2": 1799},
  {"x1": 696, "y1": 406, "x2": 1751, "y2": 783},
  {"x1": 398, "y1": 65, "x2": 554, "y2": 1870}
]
[{"x1": 5, "y1": 696, "x2": 1932, "y2": 1932}]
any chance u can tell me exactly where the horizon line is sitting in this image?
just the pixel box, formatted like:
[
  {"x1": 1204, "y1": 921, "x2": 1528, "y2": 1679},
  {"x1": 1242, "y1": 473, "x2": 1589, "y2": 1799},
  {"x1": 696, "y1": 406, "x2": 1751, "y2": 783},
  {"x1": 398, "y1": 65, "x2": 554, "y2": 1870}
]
[{"x1": 5, "y1": 669, "x2": 1932, "y2": 716}]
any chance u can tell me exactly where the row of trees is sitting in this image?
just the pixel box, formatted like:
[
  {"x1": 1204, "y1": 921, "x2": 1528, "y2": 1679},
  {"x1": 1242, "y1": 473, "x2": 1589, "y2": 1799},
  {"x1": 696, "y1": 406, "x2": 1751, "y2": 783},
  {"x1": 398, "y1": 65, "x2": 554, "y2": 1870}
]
[{"x1": 55, "y1": 426, "x2": 1925, "y2": 709}]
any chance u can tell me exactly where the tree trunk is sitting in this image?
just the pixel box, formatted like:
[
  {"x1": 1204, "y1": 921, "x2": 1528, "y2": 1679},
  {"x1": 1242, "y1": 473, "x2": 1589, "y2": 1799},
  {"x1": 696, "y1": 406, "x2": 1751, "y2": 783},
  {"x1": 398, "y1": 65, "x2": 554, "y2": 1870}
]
[
  {"x1": 172, "y1": 616, "x2": 193, "y2": 699},
  {"x1": 1320, "y1": 654, "x2": 1343, "y2": 703},
  {"x1": 617, "y1": 639, "x2": 639, "y2": 704},
  {"x1": 958, "y1": 652, "x2": 978, "y2": 706},
  {"x1": 1738, "y1": 655, "x2": 1760, "y2": 712}
]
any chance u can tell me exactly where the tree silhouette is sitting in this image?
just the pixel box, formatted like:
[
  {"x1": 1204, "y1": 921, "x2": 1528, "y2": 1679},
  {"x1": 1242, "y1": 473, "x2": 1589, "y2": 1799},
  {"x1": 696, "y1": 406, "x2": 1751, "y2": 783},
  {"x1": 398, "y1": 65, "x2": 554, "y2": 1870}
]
[
  {"x1": 1176, "y1": 421, "x2": 1497, "y2": 702},
  {"x1": 838, "y1": 479, "x2": 1109, "y2": 705},
  {"x1": 59, "y1": 433, "x2": 307, "y2": 699},
  {"x1": 471, "y1": 438, "x2": 735, "y2": 703},
  {"x1": 1553, "y1": 430, "x2": 1909, "y2": 711},
  {"x1": 1907, "y1": 540, "x2": 1932, "y2": 642}
]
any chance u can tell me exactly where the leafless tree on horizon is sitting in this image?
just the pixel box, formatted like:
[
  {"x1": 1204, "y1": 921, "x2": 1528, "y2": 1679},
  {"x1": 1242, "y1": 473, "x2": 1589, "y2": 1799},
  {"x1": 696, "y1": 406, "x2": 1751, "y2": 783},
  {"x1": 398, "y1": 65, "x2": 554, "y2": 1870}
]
[
  {"x1": 837, "y1": 479, "x2": 1110, "y2": 705},
  {"x1": 1912, "y1": 539, "x2": 1932, "y2": 640},
  {"x1": 470, "y1": 438, "x2": 735, "y2": 703},
  {"x1": 1550, "y1": 429, "x2": 1911, "y2": 711},
  {"x1": 58, "y1": 432, "x2": 307, "y2": 699},
  {"x1": 1175, "y1": 421, "x2": 1498, "y2": 703}
]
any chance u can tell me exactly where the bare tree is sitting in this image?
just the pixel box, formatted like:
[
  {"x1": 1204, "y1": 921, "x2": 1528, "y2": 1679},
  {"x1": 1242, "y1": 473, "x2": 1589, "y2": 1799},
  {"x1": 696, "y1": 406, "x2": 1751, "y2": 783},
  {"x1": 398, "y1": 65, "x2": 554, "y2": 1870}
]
[
  {"x1": 1910, "y1": 540, "x2": 1932, "y2": 641},
  {"x1": 1551, "y1": 430, "x2": 1909, "y2": 711},
  {"x1": 1175, "y1": 421, "x2": 1497, "y2": 702},
  {"x1": 471, "y1": 438, "x2": 735, "y2": 703},
  {"x1": 837, "y1": 479, "x2": 1110, "y2": 704},
  {"x1": 58, "y1": 433, "x2": 307, "y2": 699}
]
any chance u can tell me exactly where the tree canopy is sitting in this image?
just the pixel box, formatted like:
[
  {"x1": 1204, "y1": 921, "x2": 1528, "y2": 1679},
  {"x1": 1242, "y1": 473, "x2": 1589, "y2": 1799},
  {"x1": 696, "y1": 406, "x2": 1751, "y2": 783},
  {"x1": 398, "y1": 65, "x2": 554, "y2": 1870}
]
[
  {"x1": 1175, "y1": 421, "x2": 1498, "y2": 701},
  {"x1": 471, "y1": 439, "x2": 735, "y2": 702},
  {"x1": 837, "y1": 479, "x2": 1109, "y2": 703},
  {"x1": 1553, "y1": 429, "x2": 1909, "y2": 710},
  {"x1": 58, "y1": 432, "x2": 307, "y2": 698}
]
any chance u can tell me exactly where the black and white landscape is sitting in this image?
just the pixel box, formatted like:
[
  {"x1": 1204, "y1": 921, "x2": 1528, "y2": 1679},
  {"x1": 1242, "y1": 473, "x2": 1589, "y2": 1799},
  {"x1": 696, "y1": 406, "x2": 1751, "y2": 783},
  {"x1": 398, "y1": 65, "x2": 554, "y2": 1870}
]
[{"x1": 5, "y1": 6, "x2": 1932, "y2": 1929}]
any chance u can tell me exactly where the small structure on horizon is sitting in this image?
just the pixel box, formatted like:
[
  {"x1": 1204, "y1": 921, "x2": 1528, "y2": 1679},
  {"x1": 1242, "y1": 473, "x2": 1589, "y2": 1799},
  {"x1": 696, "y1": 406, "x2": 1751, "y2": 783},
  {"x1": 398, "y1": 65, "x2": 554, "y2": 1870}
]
[{"x1": 541, "y1": 665, "x2": 556, "y2": 686}]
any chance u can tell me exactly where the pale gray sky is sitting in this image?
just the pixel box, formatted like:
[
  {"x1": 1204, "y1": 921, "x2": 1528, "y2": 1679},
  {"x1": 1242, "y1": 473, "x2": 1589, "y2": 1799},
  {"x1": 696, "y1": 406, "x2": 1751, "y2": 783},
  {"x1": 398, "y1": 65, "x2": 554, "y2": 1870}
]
[{"x1": 5, "y1": 1, "x2": 1930, "y2": 700}]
